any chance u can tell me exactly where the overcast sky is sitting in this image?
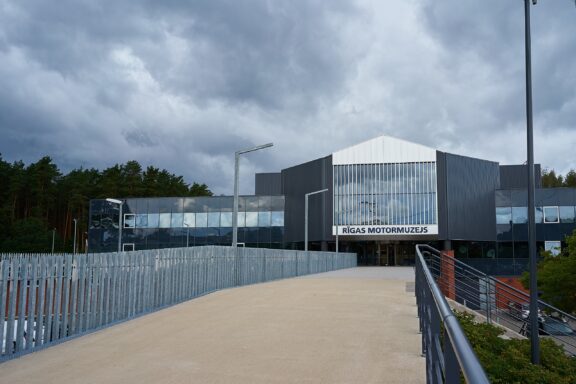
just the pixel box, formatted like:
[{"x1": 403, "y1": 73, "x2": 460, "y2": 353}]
[{"x1": 0, "y1": 0, "x2": 574, "y2": 195}]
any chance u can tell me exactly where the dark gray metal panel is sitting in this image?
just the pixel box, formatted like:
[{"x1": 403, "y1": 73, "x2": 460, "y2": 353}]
[
  {"x1": 497, "y1": 187, "x2": 576, "y2": 206},
  {"x1": 444, "y1": 153, "x2": 500, "y2": 241},
  {"x1": 255, "y1": 173, "x2": 282, "y2": 196},
  {"x1": 495, "y1": 190, "x2": 512, "y2": 207},
  {"x1": 436, "y1": 151, "x2": 449, "y2": 240},
  {"x1": 281, "y1": 155, "x2": 333, "y2": 244},
  {"x1": 499, "y1": 164, "x2": 541, "y2": 189}
]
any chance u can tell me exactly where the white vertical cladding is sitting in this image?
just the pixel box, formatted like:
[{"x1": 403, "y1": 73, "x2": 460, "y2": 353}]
[{"x1": 332, "y1": 135, "x2": 437, "y2": 165}]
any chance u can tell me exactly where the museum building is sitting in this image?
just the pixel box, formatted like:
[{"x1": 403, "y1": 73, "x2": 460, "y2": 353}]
[{"x1": 88, "y1": 135, "x2": 576, "y2": 275}]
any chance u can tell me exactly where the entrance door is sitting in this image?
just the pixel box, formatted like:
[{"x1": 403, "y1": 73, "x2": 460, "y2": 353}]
[
  {"x1": 378, "y1": 244, "x2": 396, "y2": 266},
  {"x1": 387, "y1": 245, "x2": 396, "y2": 266}
]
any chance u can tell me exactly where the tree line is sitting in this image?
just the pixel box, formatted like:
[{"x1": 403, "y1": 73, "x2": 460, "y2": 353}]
[
  {"x1": 0, "y1": 156, "x2": 212, "y2": 253},
  {"x1": 541, "y1": 168, "x2": 576, "y2": 188}
]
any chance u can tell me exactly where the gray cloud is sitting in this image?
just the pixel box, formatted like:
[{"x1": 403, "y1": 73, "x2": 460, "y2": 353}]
[{"x1": 0, "y1": 0, "x2": 574, "y2": 195}]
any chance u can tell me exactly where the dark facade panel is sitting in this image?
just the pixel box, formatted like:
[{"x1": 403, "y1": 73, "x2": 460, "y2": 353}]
[
  {"x1": 281, "y1": 155, "x2": 333, "y2": 244},
  {"x1": 496, "y1": 188, "x2": 576, "y2": 207},
  {"x1": 255, "y1": 173, "x2": 282, "y2": 196},
  {"x1": 441, "y1": 153, "x2": 500, "y2": 241},
  {"x1": 499, "y1": 164, "x2": 541, "y2": 189},
  {"x1": 436, "y1": 151, "x2": 449, "y2": 239}
]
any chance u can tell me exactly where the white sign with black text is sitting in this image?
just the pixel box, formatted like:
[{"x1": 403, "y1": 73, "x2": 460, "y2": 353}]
[{"x1": 333, "y1": 225, "x2": 438, "y2": 236}]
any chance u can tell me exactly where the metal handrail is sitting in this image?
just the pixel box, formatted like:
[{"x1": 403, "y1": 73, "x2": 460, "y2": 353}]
[
  {"x1": 421, "y1": 245, "x2": 576, "y2": 355},
  {"x1": 416, "y1": 244, "x2": 490, "y2": 384}
]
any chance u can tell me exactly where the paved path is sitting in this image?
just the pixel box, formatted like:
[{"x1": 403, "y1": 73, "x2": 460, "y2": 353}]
[{"x1": 0, "y1": 267, "x2": 425, "y2": 384}]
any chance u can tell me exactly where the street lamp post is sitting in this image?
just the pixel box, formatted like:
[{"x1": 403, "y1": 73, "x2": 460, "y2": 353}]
[
  {"x1": 232, "y1": 143, "x2": 274, "y2": 247},
  {"x1": 524, "y1": 0, "x2": 540, "y2": 365},
  {"x1": 73, "y1": 218, "x2": 78, "y2": 254},
  {"x1": 184, "y1": 223, "x2": 190, "y2": 248},
  {"x1": 51, "y1": 228, "x2": 56, "y2": 254},
  {"x1": 106, "y1": 198, "x2": 123, "y2": 253},
  {"x1": 305, "y1": 188, "x2": 329, "y2": 252}
]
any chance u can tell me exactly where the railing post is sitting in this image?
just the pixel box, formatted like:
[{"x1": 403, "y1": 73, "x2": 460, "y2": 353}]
[{"x1": 443, "y1": 332, "x2": 460, "y2": 384}]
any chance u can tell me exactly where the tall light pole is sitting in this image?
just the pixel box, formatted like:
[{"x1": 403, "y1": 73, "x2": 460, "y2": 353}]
[
  {"x1": 106, "y1": 198, "x2": 123, "y2": 253},
  {"x1": 305, "y1": 188, "x2": 328, "y2": 252},
  {"x1": 524, "y1": 0, "x2": 540, "y2": 365},
  {"x1": 51, "y1": 228, "x2": 56, "y2": 254},
  {"x1": 73, "y1": 218, "x2": 78, "y2": 254},
  {"x1": 184, "y1": 223, "x2": 190, "y2": 248},
  {"x1": 232, "y1": 143, "x2": 274, "y2": 247}
]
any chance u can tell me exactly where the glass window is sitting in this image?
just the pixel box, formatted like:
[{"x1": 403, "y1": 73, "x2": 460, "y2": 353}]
[
  {"x1": 159, "y1": 213, "x2": 171, "y2": 228},
  {"x1": 270, "y1": 196, "x2": 284, "y2": 211},
  {"x1": 124, "y1": 214, "x2": 135, "y2": 228},
  {"x1": 496, "y1": 207, "x2": 512, "y2": 224},
  {"x1": 543, "y1": 206, "x2": 559, "y2": 223},
  {"x1": 220, "y1": 212, "x2": 233, "y2": 227},
  {"x1": 245, "y1": 212, "x2": 258, "y2": 227},
  {"x1": 245, "y1": 197, "x2": 259, "y2": 212},
  {"x1": 183, "y1": 213, "x2": 195, "y2": 227},
  {"x1": 171, "y1": 212, "x2": 183, "y2": 228},
  {"x1": 208, "y1": 212, "x2": 220, "y2": 227},
  {"x1": 147, "y1": 213, "x2": 159, "y2": 228},
  {"x1": 258, "y1": 196, "x2": 272, "y2": 211},
  {"x1": 512, "y1": 207, "x2": 528, "y2": 224},
  {"x1": 544, "y1": 241, "x2": 561, "y2": 256},
  {"x1": 271, "y1": 211, "x2": 284, "y2": 227},
  {"x1": 90, "y1": 212, "x2": 101, "y2": 229},
  {"x1": 195, "y1": 213, "x2": 208, "y2": 228},
  {"x1": 237, "y1": 212, "x2": 246, "y2": 227},
  {"x1": 535, "y1": 207, "x2": 543, "y2": 223},
  {"x1": 135, "y1": 214, "x2": 148, "y2": 228},
  {"x1": 559, "y1": 206, "x2": 575, "y2": 223},
  {"x1": 258, "y1": 211, "x2": 271, "y2": 227}
]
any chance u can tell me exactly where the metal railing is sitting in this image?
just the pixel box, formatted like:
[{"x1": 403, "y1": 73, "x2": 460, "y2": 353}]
[
  {"x1": 421, "y1": 245, "x2": 576, "y2": 356},
  {"x1": 415, "y1": 244, "x2": 490, "y2": 384},
  {"x1": 0, "y1": 246, "x2": 356, "y2": 361}
]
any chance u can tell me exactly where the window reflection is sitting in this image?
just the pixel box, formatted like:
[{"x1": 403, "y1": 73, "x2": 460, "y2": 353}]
[
  {"x1": 559, "y1": 206, "x2": 575, "y2": 223},
  {"x1": 246, "y1": 212, "x2": 258, "y2": 227},
  {"x1": 512, "y1": 207, "x2": 528, "y2": 224},
  {"x1": 543, "y1": 206, "x2": 559, "y2": 223},
  {"x1": 333, "y1": 162, "x2": 437, "y2": 226},
  {"x1": 208, "y1": 212, "x2": 220, "y2": 227},
  {"x1": 183, "y1": 213, "x2": 195, "y2": 227},
  {"x1": 171, "y1": 213, "x2": 183, "y2": 228},
  {"x1": 220, "y1": 212, "x2": 233, "y2": 227},
  {"x1": 271, "y1": 211, "x2": 284, "y2": 226},
  {"x1": 136, "y1": 214, "x2": 148, "y2": 228},
  {"x1": 159, "y1": 213, "x2": 171, "y2": 228},
  {"x1": 237, "y1": 212, "x2": 246, "y2": 227},
  {"x1": 496, "y1": 207, "x2": 512, "y2": 225},
  {"x1": 124, "y1": 214, "x2": 136, "y2": 228},
  {"x1": 258, "y1": 211, "x2": 271, "y2": 227},
  {"x1": 195, "y1": 213, "x2": 208, "y2": 227},
  {"x1": 535, "y1": 207, "x2": 543, "y2": 223},
  {"x1": 147, "y1": 213, "x2": 159, "y2": 228}
]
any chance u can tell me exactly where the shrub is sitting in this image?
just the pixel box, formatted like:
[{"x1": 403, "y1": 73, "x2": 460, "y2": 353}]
[{"x1": 455, "y1": 311, "x2": 576, "y2": 384}]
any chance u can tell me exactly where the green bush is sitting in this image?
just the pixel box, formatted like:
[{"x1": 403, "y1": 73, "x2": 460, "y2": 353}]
[{"x1": 455, "y1": 311, "x2": 576, "y2": 384}]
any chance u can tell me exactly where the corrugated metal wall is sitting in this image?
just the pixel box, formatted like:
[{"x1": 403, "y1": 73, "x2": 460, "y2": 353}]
[
  {"x1": 437, "y1": 152, "x2": 500, "y2": 241},
  {"x1": 281, "y1": 156, "x2": 333, "y2": 244}
]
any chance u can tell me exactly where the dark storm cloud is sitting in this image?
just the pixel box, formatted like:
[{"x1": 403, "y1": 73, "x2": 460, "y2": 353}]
[{"x1": 0, "y1": 0, "x2": 574, "y2": 194}]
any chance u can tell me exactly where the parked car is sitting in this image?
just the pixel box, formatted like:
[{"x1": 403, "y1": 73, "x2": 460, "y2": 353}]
[{"x1": 520, "y1": 315, "x2": 574, "y2": 337}]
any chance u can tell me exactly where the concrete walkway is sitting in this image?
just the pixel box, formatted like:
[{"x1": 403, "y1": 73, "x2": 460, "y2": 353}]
[{"x1": 0, "y1": 267, "x2": 425, "y2": 384}]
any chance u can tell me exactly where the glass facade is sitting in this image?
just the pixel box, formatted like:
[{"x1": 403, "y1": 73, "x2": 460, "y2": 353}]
[
  {"x1": 333, "y1": 162, "x2": 437, "y2": 225},
  {"x1": 89, "y1": 196, "x2": 284, "y2": 252}
]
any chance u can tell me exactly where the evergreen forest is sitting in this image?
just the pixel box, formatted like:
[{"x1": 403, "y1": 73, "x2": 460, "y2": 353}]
[{"x1": 0, "y1": 155, "x2": 212, "y2": 253}]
